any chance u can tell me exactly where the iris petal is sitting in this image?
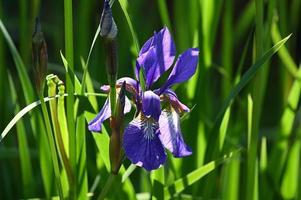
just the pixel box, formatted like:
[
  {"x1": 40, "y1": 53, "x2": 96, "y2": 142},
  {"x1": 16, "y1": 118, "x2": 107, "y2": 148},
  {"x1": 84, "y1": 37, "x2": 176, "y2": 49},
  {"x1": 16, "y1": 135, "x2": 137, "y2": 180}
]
[
  {"x1": 100, "y1": 77, "x2": 140, "y2": 95},
  {"x1": 159, "y1": 108, "x2": 192, "y2": 157},
  {"x1": 142, "y1": 90, "x2": 161, "y2": 121},
  {"x1": 136, "y1": 27, "x2": 176, "y2": 88},
  {"x1": 88, "y1": 97, "x2": 132, "y2": 132},
  {"x1": 123, "y1": 115, "x2": 167, "y2": 171},
  {"x1": 163, "y1": 89, "x2": 190, "y2": 113},
  {"x1": 160, "y1": 48, "x2": 199, "y2": 93}
]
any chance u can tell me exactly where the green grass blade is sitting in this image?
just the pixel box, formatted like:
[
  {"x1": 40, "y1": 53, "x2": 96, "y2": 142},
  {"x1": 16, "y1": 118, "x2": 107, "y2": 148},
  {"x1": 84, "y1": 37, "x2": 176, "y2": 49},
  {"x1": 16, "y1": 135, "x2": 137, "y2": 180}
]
[
  {"x1": 234, "y1": 1, "x2": 255, "y2": 44},
  {"x1": 63, "y1": 1, "x2": 76, "y2": 198},
  {"x1": 157, "y1": 0, "x2": 171, "y2": 29},
  {"x1": 221, "y1": 0, "x2": 233, "y2": 99},
  {"x1": 1, "y1": 93, "x2": 105, "y2": 141},
  {"x1": 269, "y1": 64, "x2": 301, "y2": 186},
  {"x1": 221, "y1": 151, "x2": 241, "y2": 200},
  {"x1": 151, "y1": 167, "x2": 165, "y2": 200},
  {"x1": 0, "y1": 19, "x2": 34, "y2": 102},
  {"x1": 76, "y1": 114, "x2": 88, "y2": 199},
  {"x1": 163, "y1": 150, "x2": 240, "y2": 199},
  {"x1": 117, "y1": 0, "x2": 140, "y2": 56},
  {"x1": 86, "y1": 112, "x2": 136, "y2": 199},
  {"x1": 8, "y1": 73, "x2": 34, "y2": 197},
  {"x1": 271, "y1": 21, "x2": 298, "y2": 77},
  {"x1": 280, "y1": 137, "x2": 301, "y2": 199},
  {"x1": 213, "y1": 34, "x2": 291, "y2": 132}
]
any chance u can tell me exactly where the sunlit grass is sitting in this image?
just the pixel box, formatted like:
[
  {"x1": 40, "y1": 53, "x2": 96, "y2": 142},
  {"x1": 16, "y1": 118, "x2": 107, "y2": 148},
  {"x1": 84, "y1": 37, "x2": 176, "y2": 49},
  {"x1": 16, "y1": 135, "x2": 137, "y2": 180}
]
[{"x1": 0, "y1": 0, "x2": 300, "y2": 199}]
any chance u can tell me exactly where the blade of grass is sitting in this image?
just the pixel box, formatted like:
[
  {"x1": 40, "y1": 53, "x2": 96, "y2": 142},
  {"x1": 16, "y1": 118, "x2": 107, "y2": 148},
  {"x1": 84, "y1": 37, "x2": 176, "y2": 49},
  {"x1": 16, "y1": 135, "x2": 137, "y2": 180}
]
[
  {"x1": 221, "y1": 0, "x2": 233, "y2": 99},
  {"x1": 199, "y1": 0, "x2": 214, "y2": 68},
  {"x1": 280, "y1": 127, "x2": 301, "y2": 199},
  {"x1": 151, "y1": 167, "x2": 165, "y2": 200},
  {"x1": 163, "y1": 150, "x2": 241, "y2": 199},
  {"x1": 19, "y1": 0, "x2": 30, "y2": 67},
  {"x1": 271, "y1": 21, "x2": 298, "y2": 77},
  {"x1": 0, "y1": 19, "x2": 34, "y2": 102},
  {"x1": 86, "y1": 112, "x2": 136, "y2": 200},
  {"x1": 1, "y1": 93, "x2": 106, "y2": 141},
  {"x1": 221, "y1": 152, "x2": 240, "y2": 200},
  {"x1": 117, "y1": 0, "x2": 140, "y2": 56},
  {"x1": 234, "y1": 1, "x2": 255, "y2": 45},
  {"x1": 269, "y1": 65, "x2": 301, "y2": 187},
  {"x1": 63, "y1": 0, "x2": 76, "y2": 198},
  {"x1": 0, "y1": 18, "x2": 55, "y2": 197},
  {"x1": 157, "y1": 0, "x2": 171, "y2": 29},
  {"x1": 202, "y1": 105, "x2": 231, "y2": 198},
  {"x1": 206, "y1": 34, "x2": 291, "y2": 162},
  {"x1": 8, "y1": 73, "x2": 34, "y2": 197}
]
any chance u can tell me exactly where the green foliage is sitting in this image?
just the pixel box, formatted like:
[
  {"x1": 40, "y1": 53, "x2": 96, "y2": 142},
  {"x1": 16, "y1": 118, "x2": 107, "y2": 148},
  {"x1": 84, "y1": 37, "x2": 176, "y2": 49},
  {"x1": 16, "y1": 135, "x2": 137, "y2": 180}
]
[{"x1": 0, "y1": 0, "x2": 300, "y2": 199}]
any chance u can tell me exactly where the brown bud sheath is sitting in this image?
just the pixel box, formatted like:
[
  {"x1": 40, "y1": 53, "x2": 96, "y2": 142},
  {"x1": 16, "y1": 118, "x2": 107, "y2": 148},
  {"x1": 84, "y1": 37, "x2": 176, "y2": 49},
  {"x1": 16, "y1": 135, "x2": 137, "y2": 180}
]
[
  {"x1": 109, "y1": 82, "x2": 126, "y2": 174},
  {"x1": 32, "y1": 18, "x2": 48, "y2": 93}
]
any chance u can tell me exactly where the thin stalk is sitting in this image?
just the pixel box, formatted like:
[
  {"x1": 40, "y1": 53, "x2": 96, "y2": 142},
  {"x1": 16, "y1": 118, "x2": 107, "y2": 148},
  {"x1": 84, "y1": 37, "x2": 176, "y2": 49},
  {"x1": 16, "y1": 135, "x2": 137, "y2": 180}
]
[
  {"x1": 47, "y1": 77, "x2": 74, "y2": 193},
  {"x1": 38, "y1": 91, "x2": 64, "y2": 199}
]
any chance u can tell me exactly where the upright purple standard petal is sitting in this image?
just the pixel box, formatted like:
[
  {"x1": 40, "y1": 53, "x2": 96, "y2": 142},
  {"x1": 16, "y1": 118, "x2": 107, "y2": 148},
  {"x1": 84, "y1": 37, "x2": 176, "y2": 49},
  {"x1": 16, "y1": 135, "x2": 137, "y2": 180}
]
[
  {"x1": 160, "y1": 48, "x2": 199, "y2": 93},
  {"x1": 136, "y1": 27, "x2": 176, "y2": 88},
  {"x1": 88, "y1": 97, "x2": 132, "y2": 132},
  {"x1": 142, "y1": 90, "x2": 161, "y2": 121},
  {"x1": 123, "y1": 115, "x2": 167, "y2": 171},
  {"x1": 159, "y1": 108, "x2": 192, "y2": 157}
]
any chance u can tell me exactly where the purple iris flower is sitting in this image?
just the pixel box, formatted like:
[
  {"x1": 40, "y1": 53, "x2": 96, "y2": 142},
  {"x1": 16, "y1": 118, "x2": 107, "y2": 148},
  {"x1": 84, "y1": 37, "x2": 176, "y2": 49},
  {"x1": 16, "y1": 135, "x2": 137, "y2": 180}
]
[{"x1": 88, "y1": 27, "x2": 199, "y2": 171}]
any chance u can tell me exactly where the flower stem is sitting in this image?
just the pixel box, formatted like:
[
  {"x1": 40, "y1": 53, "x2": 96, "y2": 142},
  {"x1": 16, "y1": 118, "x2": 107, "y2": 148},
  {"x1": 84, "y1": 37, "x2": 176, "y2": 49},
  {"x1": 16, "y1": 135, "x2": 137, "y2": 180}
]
[{"x1": 38, "y1": 91, "x2": 64, "y2": 199}]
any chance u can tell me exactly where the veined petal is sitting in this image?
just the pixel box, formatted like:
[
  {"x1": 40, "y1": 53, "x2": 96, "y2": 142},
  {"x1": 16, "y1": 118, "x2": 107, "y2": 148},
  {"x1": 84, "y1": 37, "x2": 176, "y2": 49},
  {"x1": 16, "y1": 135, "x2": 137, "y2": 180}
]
[
  {"x1": 88, "y1": 96, "x2": 132, "y2": 132},
  {"x1": 88, "y1": 98, "x2": 111, "y2": 132},
  {"x1": 160, "y1": 48, "x2": 199, "y2": 93},
  {"x1": 100, "y1": 77, "x2": 140, "y2": 95},
  {"x1": 136, "y1": 27, "x2": 176, "y2": 87},
  {"x1": 163, "y1": 89, "x2": 190, "y2": 113},
  {"x1": 123, "y1": 115, "x2": 167, "y2": 171},
  {"x1": 142, "y1": 90, "x2": 161, "y2": 121},
  {"x1": 159, "y1": 108, "x2": 192, "y2": 157}
]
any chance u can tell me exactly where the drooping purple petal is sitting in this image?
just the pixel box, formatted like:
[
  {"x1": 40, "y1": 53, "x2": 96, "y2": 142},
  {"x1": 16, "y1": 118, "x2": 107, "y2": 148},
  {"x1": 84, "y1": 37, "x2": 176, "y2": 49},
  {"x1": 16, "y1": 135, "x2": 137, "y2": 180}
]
[
  {"x1": 163, "y1": 89, "x2": 190, "y2": 113},
  {"x1": 88, "y1": 98, "x2": 111, "y2": 132},
  {"x1": 159, "y1": 108, "x2": 192, "y2": 157},
  {"x1": 136, "y1": 27, "x2": 176, "y2": 87},
  {"x1": 160, "y1": 48, "x2": 199, "y2": 93},
  {"x1": 88, "y1": 96, "x2": 132, "y2": 132},
  {"x1": 123, "y1": 115, "x2": 167, "y2": 171},
  {"x1": 101, "y1": 77, "x2": 140, "y2": 95},
  {"x1": 142, "y1": 90, "x2": 161, "y2": 121}
]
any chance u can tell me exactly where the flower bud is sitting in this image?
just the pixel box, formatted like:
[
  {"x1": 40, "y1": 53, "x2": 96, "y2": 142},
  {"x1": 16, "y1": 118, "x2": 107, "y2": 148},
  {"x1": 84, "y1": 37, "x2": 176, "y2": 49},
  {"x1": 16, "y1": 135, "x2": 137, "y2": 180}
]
[
  {"x1": 100, "y1": 0, "x2": 117, "y2": 39},
  {"x1": 32, "y1": 18, "x2": 48, "y2": 93}
]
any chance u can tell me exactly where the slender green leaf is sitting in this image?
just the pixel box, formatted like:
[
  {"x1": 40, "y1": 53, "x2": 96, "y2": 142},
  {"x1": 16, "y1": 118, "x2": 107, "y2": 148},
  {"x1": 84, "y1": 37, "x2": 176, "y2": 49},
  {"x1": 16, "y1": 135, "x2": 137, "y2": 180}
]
[{"x1": 163, "y1": 150, "x2": 240, "y2": 199}]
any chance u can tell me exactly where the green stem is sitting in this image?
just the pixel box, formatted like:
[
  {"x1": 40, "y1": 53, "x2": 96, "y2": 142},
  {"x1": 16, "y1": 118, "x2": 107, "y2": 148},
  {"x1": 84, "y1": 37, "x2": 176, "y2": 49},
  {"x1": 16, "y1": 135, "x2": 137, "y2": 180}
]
[{"x1": 38, "y1": 91, "x2": 64, "y2": 199}]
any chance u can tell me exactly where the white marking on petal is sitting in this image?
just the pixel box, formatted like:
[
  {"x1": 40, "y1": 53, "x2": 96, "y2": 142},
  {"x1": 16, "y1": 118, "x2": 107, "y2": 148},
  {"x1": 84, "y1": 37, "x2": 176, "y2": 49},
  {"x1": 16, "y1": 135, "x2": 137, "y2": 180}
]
[{"x1": 142, "y1": 117, "x2": 158, "y2": 140}]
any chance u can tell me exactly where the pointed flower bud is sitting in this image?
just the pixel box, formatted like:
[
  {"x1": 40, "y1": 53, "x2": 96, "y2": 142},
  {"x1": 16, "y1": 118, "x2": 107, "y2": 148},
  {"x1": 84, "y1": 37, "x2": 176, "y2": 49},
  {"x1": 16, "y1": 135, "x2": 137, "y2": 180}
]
[
  {"x1": 109, "y1": 82, "x2": 126, "y2": 174},
  {"x1": 100, "y1": 0, "x2": 117, "y2": 39},
  {"x1": 32, "y1": 18, "x2": 48, "y2": 93}
]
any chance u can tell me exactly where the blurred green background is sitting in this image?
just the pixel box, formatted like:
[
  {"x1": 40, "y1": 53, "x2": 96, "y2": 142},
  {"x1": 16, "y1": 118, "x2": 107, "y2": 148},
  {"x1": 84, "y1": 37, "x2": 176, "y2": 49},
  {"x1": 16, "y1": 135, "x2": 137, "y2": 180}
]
[{"x1": 0, "y1": 0, "x2": 301, "y2": 199}]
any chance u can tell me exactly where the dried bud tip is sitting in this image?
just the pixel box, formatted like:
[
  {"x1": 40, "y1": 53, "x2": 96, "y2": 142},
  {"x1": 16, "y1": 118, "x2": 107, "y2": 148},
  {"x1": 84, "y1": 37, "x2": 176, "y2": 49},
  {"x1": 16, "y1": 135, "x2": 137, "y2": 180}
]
[{"x1": 100, "y1": 0, "x2": 117, "y2": 39}]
